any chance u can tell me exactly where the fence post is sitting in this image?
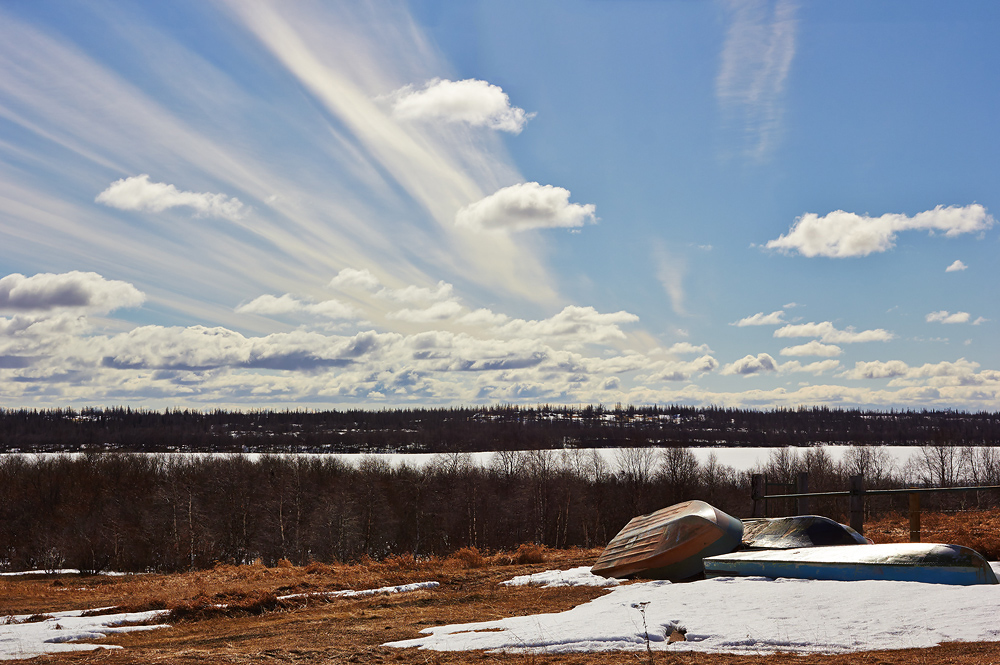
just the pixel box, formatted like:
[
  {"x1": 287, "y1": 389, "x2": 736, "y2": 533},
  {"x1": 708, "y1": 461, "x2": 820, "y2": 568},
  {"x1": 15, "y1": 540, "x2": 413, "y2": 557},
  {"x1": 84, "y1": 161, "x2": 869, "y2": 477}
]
[
  {"x1": 796, "y1": 472, "x2": 810, "y2": 515},
  {"x1": 751, "y1": 474, "x2": 765, "y2": 518},
  {"x1": 909, "y1": 493, "x2": 921, "y2": 542},
  {"x1": 849, "y1": 474, "x2": 864, "y2": 535}
]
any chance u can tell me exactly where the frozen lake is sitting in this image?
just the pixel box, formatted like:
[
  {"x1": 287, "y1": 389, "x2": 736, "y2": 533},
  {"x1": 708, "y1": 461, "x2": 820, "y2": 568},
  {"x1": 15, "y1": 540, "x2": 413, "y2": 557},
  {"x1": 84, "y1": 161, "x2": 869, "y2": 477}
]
[{"x1": 0, "y1": 445, "x2": 957, "y2": 473}]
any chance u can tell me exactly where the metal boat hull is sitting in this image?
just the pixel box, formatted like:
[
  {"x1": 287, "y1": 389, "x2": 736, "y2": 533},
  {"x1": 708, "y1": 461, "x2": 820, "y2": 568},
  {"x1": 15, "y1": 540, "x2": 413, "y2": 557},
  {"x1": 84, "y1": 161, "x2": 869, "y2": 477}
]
[
  {"x1": 704, "y1": 543, "x2": 999, "y2": 585},
  {"x1": 741, "y1": 515, "x2": 869, "y2": 549},
  {"x1": 591, "y1": 500, "x2": 744, "y2": 581}
]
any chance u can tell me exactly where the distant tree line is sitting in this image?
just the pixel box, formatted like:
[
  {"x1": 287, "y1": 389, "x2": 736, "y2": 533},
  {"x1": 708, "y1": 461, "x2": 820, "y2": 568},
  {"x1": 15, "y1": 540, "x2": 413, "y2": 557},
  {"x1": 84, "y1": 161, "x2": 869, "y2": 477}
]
[
  {"x1": 1, "y1": 445, "x2": 997, "y2": 573},
  {"x1": 0, "y1": 405, "x2": 998, "y2": 453}
]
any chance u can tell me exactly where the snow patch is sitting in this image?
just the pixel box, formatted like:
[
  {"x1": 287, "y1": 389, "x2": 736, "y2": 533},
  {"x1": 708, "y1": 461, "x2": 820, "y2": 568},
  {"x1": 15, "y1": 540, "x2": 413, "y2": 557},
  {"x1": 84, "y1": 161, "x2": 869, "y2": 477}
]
[
  {"x1": 386, "y1": 570, "x2": 1000, "y2": 655},
  {"x1": 502, "y1": 566, "x2": 619, "y2": 588},
  {"x1": 0, "y1": 609, "x2": 169, "y2": 660}
]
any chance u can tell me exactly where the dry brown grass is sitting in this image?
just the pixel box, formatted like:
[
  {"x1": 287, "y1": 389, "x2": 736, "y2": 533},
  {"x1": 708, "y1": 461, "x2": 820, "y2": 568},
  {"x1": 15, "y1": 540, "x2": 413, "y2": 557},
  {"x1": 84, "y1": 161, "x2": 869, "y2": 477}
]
[
  {"x1": 865, "y1": 509, "x2": 1000, "y2": 559},
  {"x1": 1, "y1": 514, "x2": 999, "y2": 664}
]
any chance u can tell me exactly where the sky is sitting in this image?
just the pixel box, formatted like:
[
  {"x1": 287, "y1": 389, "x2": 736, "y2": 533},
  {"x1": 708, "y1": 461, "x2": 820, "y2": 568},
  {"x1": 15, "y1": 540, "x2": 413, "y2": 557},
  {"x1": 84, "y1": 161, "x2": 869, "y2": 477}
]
[{"x1": 0, "y1": 0, "x2": 998, "y2": 411}]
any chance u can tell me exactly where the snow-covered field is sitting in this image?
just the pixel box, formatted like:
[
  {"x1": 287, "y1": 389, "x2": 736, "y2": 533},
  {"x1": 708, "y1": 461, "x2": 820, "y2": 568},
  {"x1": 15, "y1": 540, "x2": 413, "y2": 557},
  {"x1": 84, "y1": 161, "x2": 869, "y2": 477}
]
[
  {"x1": 387, "y1": 564, "x2": 1000, "y2": 655},
  {"x1": 0, "y1": 581, "x2": 439, "y2": 660},
  {"x1": 7, "y1": 567, "x2": 1000, "y2": 659}
]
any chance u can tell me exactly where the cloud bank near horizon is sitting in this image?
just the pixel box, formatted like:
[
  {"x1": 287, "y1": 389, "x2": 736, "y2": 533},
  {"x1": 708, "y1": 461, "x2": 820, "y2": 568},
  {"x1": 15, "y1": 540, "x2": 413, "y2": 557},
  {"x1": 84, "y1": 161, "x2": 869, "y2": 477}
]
[{"x1": 0, "y1": 270, "x2": 996, "y2": 411}]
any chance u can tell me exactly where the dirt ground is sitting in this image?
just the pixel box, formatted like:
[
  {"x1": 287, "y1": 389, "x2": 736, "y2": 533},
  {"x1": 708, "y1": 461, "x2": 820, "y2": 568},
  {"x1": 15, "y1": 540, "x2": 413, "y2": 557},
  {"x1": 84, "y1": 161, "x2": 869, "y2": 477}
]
[{"x1": 3, "y1": 512, "x2": 1000, "y2": 665}]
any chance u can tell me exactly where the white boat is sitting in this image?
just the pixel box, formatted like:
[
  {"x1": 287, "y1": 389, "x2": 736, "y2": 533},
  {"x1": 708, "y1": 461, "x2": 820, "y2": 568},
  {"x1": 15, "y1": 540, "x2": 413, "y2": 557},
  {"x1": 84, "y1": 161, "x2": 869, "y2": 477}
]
[{"x1": 704, "y1": 542, "x2": 999, "y2": 585}]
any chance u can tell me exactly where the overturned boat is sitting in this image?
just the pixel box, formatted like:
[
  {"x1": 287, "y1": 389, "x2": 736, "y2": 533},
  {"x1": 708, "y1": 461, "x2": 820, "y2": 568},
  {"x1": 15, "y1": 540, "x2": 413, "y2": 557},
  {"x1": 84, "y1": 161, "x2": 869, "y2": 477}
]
[
  {"x1": 704, "y1": 542, "x2": 999, "y2": 585},
  {"x1": 591, "y1": 500, "x2": 743, "y2": 581},
  {"x1": 741, "y1": 515, "x2": 869, "y2": 549}
]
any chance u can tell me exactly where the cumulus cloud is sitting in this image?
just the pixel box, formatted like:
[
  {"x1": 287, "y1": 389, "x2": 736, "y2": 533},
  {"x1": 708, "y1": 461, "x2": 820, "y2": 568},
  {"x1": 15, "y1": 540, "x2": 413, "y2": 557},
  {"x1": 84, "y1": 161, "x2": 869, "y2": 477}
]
[
  {"x1": 387, "y1": 300, "x2": 464, "y2": 322},
  {"x1": 328, "y1": 269, "x2": 455, "y2": 306},
  {"x1": 457, "y1": 308, "x2": 510, "y2": 328},
  {"x1": 648, "y1": 355, "x2": 719, "y2": 382},
  {"x1": 455, "y1": 182, "x2": 596, "y2": 232},
  {"x1": 837, "y1": 358, "x2": 999, "y2": 391},
  {"x1": 389, "y1": 78, "x2": 535, "y2": 133},
  {"x1": 95, "y1": 174, "x2": 248, "y2": 220},
  {"x1": 376, "y1": 281, "x2": 453, "y2": 304},
  {"x1": 103, "y1": 326, "x2": 394, "y2": 372},
  {"x1": 765, "y1": 204, "x2": 994, "y2": 258},
  {"x1": 722, "y1": 353, "x2": 777, "y2": 376},
  {"x1": 779, "y1": 341, "x2": 842, "y2": 357},
  {"x1": 774, "y1": 321, "x2": 894, "y2": 343},
  {"x1": 926, "y1": 310, "x2": 971, "y2": 325},
  {"x1": 495, "y1": 306, "x2": 638, "y2": 344},
  {"x1": 236, "y1": 294, "x2": 358, "y2": 320},
  {"x1": 778, "y1": 359, "x2": 841, "y2": 375},
  {"x1": 733, "y1": 310, "x2": 786, "y2": 326},
  {"x1": 946, "y1": 260, "x2": 968, "y2": 272},
  {"x1": 841, "y1": 360, "x2": 910, "y2": 380},
  {"x1": 0, "y1": 272, "x2": 144, "y2": 314},
  {"x1": 666, "y1": 342, "x2": 713, "y2": 355},
  {"x1": 329, "y1": 268, "x2": 381, "y2": 291}
]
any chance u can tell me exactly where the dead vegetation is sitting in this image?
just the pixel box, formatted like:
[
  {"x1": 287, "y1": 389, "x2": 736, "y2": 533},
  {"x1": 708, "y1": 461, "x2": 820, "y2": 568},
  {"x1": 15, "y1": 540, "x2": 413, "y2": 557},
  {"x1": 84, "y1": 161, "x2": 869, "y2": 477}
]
[{"x1": 1, "y1": 512, "x2": 999, "y2": 664}]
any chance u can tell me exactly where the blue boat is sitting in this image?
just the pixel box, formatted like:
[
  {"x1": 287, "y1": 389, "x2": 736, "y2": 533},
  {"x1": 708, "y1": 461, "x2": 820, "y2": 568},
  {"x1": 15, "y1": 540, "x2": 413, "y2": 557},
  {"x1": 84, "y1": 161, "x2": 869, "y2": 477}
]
[{"x1": 704, "y1": 543, "x2": 999, "y2": 585}]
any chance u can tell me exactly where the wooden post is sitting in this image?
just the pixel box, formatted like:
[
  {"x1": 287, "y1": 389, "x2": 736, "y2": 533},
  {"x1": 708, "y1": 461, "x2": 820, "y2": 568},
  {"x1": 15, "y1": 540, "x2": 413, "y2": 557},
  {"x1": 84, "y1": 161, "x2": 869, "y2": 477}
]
[
  {"x1": 796, "y1": 472, "x2": 810, "y2": 515},
  {"x1": 751, "y1": 474, "x2": 765, "y2": 518},
  {"x1": 909, "y1": 493, "x2": 921, "y2": 543},
  {"x1": 849, "y1": 474, "x2": 864, "y2": 535}
]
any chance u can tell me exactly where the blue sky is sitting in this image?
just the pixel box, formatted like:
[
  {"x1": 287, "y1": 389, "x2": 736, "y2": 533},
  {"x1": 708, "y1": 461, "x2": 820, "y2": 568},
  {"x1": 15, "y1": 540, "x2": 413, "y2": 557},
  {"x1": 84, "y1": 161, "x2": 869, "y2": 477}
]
[{"x1": 0, "y1": 0, "x2": 997, "y2": 410}]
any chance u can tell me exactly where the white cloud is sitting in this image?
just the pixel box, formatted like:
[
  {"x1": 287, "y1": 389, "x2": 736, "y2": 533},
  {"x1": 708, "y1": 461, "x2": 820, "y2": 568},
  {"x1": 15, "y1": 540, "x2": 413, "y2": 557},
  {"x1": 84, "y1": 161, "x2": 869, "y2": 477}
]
[
  {"x1": 647, "y1": 355, "x2": 719, "y2": 382},
  {"x1": 455, "y1": 182, "x2": 597, "y2": 232},
  {"x1": 0, "y1": 272, "x2": 144, "y2": 314},
  {"x1": 456, "y1": 308, "x2": 510, "y2": 328},
  {"x1": 666, "y1": 342, "x2": 713, "y2": 355},
  {"x1": 329, "y1": 268, "x2": 381, "y2": 291},
  {"x1": 328, "y1": 269, "x2": 454, "y2": 306},
  {"x1": 946, "y1": 260, "x2": 968, "y2": 272},
  {"x1": 779, "y1": 341, "x2": 842, "y2": 357},
  {"x1": 774, "y1": 321, "x2": 894, "y2": 343},
  {"x1": 722, "y1": 353, "x2": 777, "y2": 376},
  {"x1": 495, "y1": 306, "x2": 638, "y2": 344},
  {"x1": 904, "y1": 358, "x2": 981, "y2": 380},
  {"x1": 926, "y1": 311, "x2": 971, "y2": 325},
  {"x1": 389, "y1": 78, "x2": 535, "y2": 134},
  {"x1": 716, "y1": 0, "x2": 798, "y2": 159},
  {"x1": 841, "y1": 360, "x2": 910, "y2": 380},
  {"x1": 95, "y1": 174, "x2": 248, "y2": 220},
  {"x1": 376, "y1": 281, "x2": 454, "y2": 304},
  {"x1": 778, "y1": 359, "x2": 841, "y2": 375},
  {"x1": 765, "y1": 204, "x2": 994, "y2": 258},
  {"x1": 733, "y1": 310, "x2": 786, "y2": 326},
  {"x1": 387, "y1": 300, "x2": 464, "y2": 322},
  {"x1": 236, "y1": 294, "x2": 358, "y2": 320}
]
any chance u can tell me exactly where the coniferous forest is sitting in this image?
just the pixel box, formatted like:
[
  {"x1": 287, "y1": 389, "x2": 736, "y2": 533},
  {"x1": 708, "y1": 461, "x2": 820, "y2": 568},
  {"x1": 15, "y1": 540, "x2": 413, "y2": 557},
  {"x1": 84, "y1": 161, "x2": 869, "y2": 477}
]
[{"x1": 1, "y1": 405, "x2": 998, "y2": 453}]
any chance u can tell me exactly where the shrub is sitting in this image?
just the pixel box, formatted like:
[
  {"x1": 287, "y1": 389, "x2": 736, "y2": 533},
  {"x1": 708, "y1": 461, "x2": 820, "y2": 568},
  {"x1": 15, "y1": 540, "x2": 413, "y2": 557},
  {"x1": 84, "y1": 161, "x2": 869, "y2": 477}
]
[
  {"x1": 513, "y1": 544, "x2": 546, "y2": 564},
  {"x1": 450, "y1": 547, "x2": 486, "y2": 569}
]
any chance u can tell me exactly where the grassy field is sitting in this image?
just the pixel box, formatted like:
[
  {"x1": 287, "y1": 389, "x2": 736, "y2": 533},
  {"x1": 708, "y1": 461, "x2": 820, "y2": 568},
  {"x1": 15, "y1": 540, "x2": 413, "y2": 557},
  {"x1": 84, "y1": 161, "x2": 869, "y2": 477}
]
[{"x1": 3, "y1": 511, "x2": 1000, "y2": 664}]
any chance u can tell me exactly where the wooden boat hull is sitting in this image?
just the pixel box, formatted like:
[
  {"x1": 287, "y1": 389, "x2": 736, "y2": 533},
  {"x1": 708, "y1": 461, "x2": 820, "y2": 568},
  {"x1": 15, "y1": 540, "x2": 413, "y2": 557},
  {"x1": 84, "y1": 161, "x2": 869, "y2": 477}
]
[
  {"x1": 741, "y1": 515, "x2": 869, "y2": 549},
  {"x1": 704, "y1": 543, "x2": 999, "y2": 585},
  {"x1": 591, "y1": 500, "x2": 743, "y2": 581}
]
